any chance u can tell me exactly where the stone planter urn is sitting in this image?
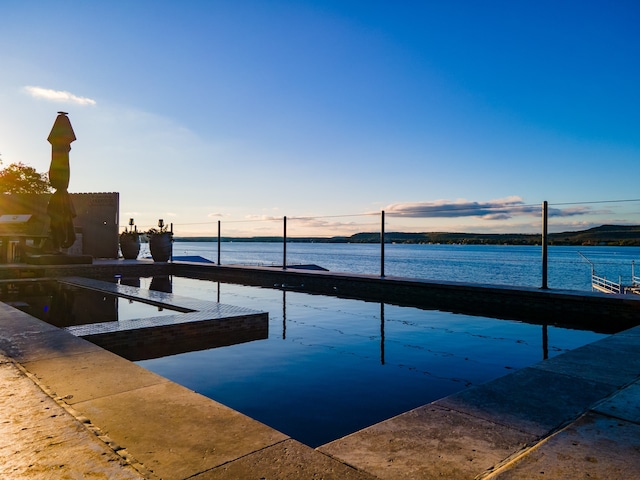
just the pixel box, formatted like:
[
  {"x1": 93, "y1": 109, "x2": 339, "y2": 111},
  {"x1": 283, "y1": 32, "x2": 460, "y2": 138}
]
[
  {"x1": 119, "y1": 232, "x2": 141, "y2": 260},
  {"x1": 148, "y1": 232, "x2": 173, "y2": 262},
  {"x1": 147, "y1": 219, "x2": 173, "y2": 262},
  {"x1": 119, "y1": 219, "x2": 140, "y2": 260}
]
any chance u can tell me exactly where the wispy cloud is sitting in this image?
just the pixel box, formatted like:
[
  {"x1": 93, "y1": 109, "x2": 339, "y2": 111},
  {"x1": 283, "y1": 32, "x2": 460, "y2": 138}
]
[
  {"x1": 23, "y1": 86, "x2": 96, "y2": 106},
  {"x1": 238, "y1": 214, "x2": 376, "y2": 236},
  {"x1": 245, "y1": 214, "x2": 282, "y2": 222},
  {"x1": 548, "y1": 206, "x2": 611, "y2": 217},
  {"x1": 285, "y1": 217, "x2": 373, "y2": 233},
  {"x1": 384, "y1": 197, "x2": 532, "y2": 219},
  {"x1": 384, "y1": 197, "x2": 603, "y2": 220}
]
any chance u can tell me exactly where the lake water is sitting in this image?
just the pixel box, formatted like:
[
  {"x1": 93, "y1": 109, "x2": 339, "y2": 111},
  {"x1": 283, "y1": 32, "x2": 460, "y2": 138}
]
[{"x1": 168, "y1": 242, "x2": 640, "y2": 291}]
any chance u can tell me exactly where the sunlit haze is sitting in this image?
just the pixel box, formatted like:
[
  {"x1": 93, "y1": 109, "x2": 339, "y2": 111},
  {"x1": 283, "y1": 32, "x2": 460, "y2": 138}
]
[{"x1": 1, "y1": 1, "x2": 638, "y2": 237}]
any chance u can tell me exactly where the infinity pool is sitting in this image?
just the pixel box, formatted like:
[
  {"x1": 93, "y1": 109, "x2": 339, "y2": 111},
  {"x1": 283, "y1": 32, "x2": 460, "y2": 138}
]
[{"x1": 131, "y1": 276, "x2": 607, "y2": 447}]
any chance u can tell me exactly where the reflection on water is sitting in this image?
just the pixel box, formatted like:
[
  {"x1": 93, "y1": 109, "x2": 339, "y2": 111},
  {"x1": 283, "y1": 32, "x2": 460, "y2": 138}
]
[
  {"x1": 120, "y1": 276, "x2": 141, "y2": 287},
  {"x1": 0, "y1": 278, "x2": 178, "y2": 327},
  {"x1": 138, "y1": 276, "x2": 608, "y2": 447},
  {"x1": 150, "y1": 275, "x2": 172, "y2": 293}
]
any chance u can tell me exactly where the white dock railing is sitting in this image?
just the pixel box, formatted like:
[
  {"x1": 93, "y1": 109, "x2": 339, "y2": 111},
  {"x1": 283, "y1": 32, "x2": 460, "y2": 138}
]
[
  {"x1": 582, "y1": 254, "x2": 640, "y2": 295},
  {"x1": 592, "y1": 274, "x2": 622, "y2": 294}
]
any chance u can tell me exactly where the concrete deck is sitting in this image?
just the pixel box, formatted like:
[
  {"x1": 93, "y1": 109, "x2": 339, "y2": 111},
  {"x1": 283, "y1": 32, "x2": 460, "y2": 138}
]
[{"x1": 1, "y1": 268, "x2": 639, "y2": 478}]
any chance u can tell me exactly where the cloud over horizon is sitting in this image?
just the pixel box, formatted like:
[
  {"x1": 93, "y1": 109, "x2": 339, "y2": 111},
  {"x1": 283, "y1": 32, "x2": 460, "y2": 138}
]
[
  {"x1": 384, "y1": 198, "x2": 602, "y2": 220},
  {"x1": 23, "y1": 86, "x2": 97, "y2": 106}
]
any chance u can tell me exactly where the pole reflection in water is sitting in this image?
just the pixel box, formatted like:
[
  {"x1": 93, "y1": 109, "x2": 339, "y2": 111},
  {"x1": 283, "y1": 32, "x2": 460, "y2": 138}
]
[
  {"x1": 282, "y1": 289, "x2": 286, "y2": 340},
  {"x1": 270, "y1": 290, "x2": 555, "y2": 369},
  {"x1": 380, "y1": 302, "x2": 385, "y2": 365}
]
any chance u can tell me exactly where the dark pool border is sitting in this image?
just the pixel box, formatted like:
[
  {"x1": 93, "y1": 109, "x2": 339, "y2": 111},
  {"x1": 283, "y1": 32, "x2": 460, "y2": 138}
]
[
  {"x1": 172, "y1": 262, "x2": 640, "y2": 334},
  {"x1": 2, "y1": 259, "x2": 638, "y2": 333}
]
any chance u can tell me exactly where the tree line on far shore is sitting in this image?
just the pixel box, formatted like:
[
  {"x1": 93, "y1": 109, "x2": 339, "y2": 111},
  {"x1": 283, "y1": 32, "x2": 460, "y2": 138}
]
[{"x1": 176, "y1": 225, "x2": 640, "y2": 246}]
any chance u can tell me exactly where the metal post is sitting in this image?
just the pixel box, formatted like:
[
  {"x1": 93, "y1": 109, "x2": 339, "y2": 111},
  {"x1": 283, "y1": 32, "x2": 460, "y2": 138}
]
[
  {"x1": 283, "y1": 216, "x2": 287, "y2": 270},
  {"x1": 381, "y1": 210, "x2": 385, "y2": 277},
  {"x1": 217, "y1": 220, "x2": 221, "y2": 265},
  {"x1": 541, "y1": 201, "x2": 548, "y2": 289},
  {"x1": 170, "y1": 222, "x2": 173, "y2": 262}
]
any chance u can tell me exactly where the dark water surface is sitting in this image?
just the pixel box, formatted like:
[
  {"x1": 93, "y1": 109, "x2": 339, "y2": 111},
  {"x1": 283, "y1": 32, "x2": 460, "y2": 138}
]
[
  {"x1": 137, "y1": 276, "x2": 608, "y2": 447},
  {"x1": 0, "y1": 281, "x2": 178, "y2": 327}
]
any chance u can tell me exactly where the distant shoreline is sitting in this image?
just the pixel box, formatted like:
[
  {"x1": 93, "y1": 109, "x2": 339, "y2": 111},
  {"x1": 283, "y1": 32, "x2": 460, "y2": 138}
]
[{"x1": 172, "y1": 224, "x2": 640, "y2": 247}]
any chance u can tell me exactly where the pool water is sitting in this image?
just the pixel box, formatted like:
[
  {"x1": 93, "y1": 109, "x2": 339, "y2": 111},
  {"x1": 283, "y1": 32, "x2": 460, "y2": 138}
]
[
  {"x1": 135, "y1": 277, "x2": 607, "y2": 447},
  {"x1": 0, "y1": 280, "x2": 179, "y2": 327}
]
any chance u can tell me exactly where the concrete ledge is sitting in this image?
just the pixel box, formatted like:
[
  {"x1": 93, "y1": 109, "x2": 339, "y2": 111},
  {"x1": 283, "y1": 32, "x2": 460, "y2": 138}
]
[
  {"x1": 0, "y1": 355, "x2": 145, "y2": 479},
  {"x1": 76, "y1": 381, "x2": 288, "y2": 479},
  {"x1": 435, "y1": 367, "x2": 616, "y2": 436},
  {"x1": 530, "y1": 336, "x2": 640, "y2": 387},
  {"x1": 487, "y1": 412, "x2": 640, "y2": 479},
  {"x1": 318, "y1": 404, "x2": 533, "y2": 480},
  {"x1": 200, "y1": 439, "x2": 376, "y2": 479}
]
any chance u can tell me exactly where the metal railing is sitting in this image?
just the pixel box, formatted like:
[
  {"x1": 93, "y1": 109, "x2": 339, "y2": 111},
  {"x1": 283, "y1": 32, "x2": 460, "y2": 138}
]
[
  {"x1": 592, "y1": 274, "x2": 622, "y2": 294},
  {"x1": 127, "y1": 200, "x2": 640, "y2": 290}
]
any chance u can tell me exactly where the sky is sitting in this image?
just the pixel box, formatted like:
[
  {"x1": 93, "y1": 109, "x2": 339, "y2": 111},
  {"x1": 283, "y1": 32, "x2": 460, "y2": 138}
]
[{"x1": 1, "y1": 0, "x2": 639, "y2": 237}]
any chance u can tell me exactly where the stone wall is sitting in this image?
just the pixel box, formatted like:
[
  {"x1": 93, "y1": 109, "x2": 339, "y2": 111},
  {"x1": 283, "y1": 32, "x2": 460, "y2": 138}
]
[{"x1": 0, "y1": 192, "x2": 120, "y2": 258}]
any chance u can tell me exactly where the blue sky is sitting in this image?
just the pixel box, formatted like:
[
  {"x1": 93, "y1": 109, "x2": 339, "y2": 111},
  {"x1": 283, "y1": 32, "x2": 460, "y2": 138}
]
[{"x1": 1, "y1": 1, "x2": 638, "y2": 236}]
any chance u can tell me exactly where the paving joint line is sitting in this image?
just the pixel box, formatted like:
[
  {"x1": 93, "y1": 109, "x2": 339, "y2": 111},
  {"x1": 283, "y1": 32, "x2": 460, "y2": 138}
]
[
  {"x1": 475, "y1": 375, "x2": 640, "y2": 479},
  {"x1": 475, "y1": 410, "x2": 596, "y2": 480},
  {"x1": 12, "y1": 358, "x2": 158, "y2": 480}
]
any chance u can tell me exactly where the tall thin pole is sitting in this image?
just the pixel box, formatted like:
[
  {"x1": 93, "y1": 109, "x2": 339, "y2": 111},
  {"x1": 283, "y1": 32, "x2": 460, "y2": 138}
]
[
  {"x1": 381, "y1": 210, "x2": 385, "y2": 277},
  {"x1": 541, "y1": 201, "x2": 548, "y2": 289},
  {"x1": 217, "y1": 220, "x2": 221, "y2": 265},
  {"x1": 283, "y1": 216, "x2": 287, "y2": 270}
]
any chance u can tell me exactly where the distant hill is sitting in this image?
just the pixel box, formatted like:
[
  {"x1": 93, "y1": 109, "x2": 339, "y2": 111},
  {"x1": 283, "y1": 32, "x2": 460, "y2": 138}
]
[
  {"x1": 546, "y1": 225, "x2": 640, "y2": 245},
  {"x1": 175, "y1": 224, "x2": 640, "y2": 246}
]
